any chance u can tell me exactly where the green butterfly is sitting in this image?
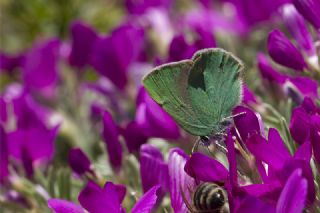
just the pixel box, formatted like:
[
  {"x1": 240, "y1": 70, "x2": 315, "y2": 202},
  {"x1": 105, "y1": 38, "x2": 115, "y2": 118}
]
[{"x1": 142, "y1": 48, "x2": 243, "y2": 140}]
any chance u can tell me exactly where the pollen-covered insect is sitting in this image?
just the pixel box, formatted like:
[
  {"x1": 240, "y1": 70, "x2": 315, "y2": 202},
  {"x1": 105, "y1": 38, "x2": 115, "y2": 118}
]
[{"x1": 182, "y1": 182, "x2": 229, "y2": 213}]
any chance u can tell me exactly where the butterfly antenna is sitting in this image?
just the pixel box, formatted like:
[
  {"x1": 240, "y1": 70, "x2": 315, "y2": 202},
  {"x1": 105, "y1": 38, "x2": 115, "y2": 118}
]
[{"x1": 222, "y1": 111, "x2": 246, "y2": 121}]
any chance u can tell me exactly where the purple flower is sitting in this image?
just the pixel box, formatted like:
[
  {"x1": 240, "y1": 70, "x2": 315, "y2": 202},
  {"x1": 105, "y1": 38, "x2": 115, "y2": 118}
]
[
  {"x1": 0, "y1": 52, "x2": 23, "y2": 74},
  {"x1": 289, "y1": 107, "x2": 310, "y2": 144},
  {"x1": 242, "y1": 85, "x2": 259, "y2": 105},
  {"x1": 102, "y1": 111, "x2": 122, "y2": 170},
  {"x1": 7, "y1": 125, "x2": 59, "y2": 176},
  {"x1": 293, "y1": 0, "x2": 320, "y2": 29},
  {"x1": 48, "y1": 199, "x2": 84, "y2": 213},
  {"x1": 185, "y1": 152, "x2": 229, "y2": 183},
  {"x1": 168, "y1": 34, "x2": 197, "y2": 62},
  {"x1": 135, "y1": 87, "x2": 180, "y2": 139},
  {"x1": 267, "y1": 29, "x2": 307, "y2": 71},
  {"x1": 90, "y1": 24, "x2": 144, "y2": 90},
  {"x1": 22, "y1": 39, "x2": 61, "y2": 94},
  {"x1": 131, "y1": 185, "x2": 161, "y2": 213},
  {"x1": 168, "y1": 148, "x2": 195, "y2": 212},
  {"x1": 140, "y1": 144, "x2": 169, "y2": 197},
  {"x1": 233, "y1": 106, "x2": 264, "y2": 143},
  {"x1": 257, "y1": 53, "x2": 286, "y2": 84},
  {"x1": 78, "y1": 181, "x2": 126, "y2": 213},
  {"x1": 287, "y1": 76, "x2": 318, "y2": 99},
  {"x1": 310, "y1": 115, "x2": 320, "y2": 163},
  {"x1": 246, "y1": 133, "x2": 291, "y2": 171},
  {"x1": 69, "y1": 21, "x2": 98, "y2": 69},
  {"x1": 122, "y1": 121, "x2": 148, "y2": 153},
  {"x1": 49, "y1": 181, "x2": 160, "y2": 213},
  {"x1": 257, "y1": 53, "x2": 318, "y2": 100},
  {"x1": 281, "y1": 4, "x2": 316, "y2": 57},
  {"x1": 167, "y1": 30, "x2": 215, "y2": 62},
  {"x1": 10, "y1": 89, "x2": 49, "y2": 129},
  {"x1": 289, "y1": 97, "x2": 320, "y2": 163},
  {"x1": 227, "y1": 0, "x2": 289, "y2": 26},
  {"x1": 0, "y1": 97, "x2": 7, "y2": 123},
  {"x1": 183, "y1": 8, "x2": 248, "y2": 36},
  {"x1": 0, "y1": 125, "x2": 9, "y2": 182},
  {"x1": 68, "y1": 148, "x2": 93, "y2": 176},
  {"x1": 246, "y1": 133, "x2": 315, "y2": 204},
  {"x1": 276, "y1": 169, "x2": 307, "y2": 213},
  {"x1": 124, "y1": 0, "x2": 171, "y2": 14}
]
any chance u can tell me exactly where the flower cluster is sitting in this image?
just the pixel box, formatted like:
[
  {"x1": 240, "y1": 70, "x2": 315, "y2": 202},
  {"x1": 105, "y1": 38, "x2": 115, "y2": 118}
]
[{"x1": 0, "y1": 0, "x2": 319, "y2": 213}]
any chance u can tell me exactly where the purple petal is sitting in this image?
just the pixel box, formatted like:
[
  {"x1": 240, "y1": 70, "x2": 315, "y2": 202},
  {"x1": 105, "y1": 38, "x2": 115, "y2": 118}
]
[
  {"x1": 185, "y1": 152, "x2": 228, "y2": 182},
  {"x1": 288, "y1": 76, "x2": 318, "y2": 98},
  {"x1": 0, "y1": 52, "x2": 22, "y2": 73},
  {"x1": 294, "y1": 141, "x2": 312, "y2": 161},
  {"x1": 136, "y1": 87, "x2": 180, "y2": 139},
  {"x1": 168, "y1": 148, "x2": 195, "y2": 213},
  {"x1": 229, "y1": 0, "x2": 288, "y2": 26},
  {"x1": 193, "y1": 27, "x2": 216, "y2": 50},
  {"x1": 235, "y1": 195, "x2": 276, "y2": 213},
  {"x1": 276, "y1": 169, "x2": 307, "y2": 213},
  {"x1": 242, "y1": 181, "x2": 282, "y2": 204},
  {"x1": 301, "y1": 97, "x2": 318, "y2": 114},
  {"x1": 140, "y1": 144, "x2": 169, "y2": 194},
  {"x1": 23, "y1": 39, "x2": 61, "y2": 90},
  {"x1": 102, "y1": 111, "x2": 122, "y2": 169},
  {"x1": 0, "y1": 97, "x2": 7, "y2": 122},
  {"x1": 48, "y1": 199, "x2": 84, "y2": 213},
  {"x1": 225, "y1": 130, "x2": 237, "y2": 187},
  {"x1": 310, "y1": 115, "x2": 320, "y2": 163},
  {"x1": 8, "y1": 126, "x2": 59, "y2": 164},
  {"x1": 103, "y1": 182, "x2": 127, "y2": 203},
  {"x1": 0, "y1": 125, "x2": 9, "y2": 182},
  {"x1": 289, "y1": 107, "x2": 310, "y2": 144},
  {"x1": 125, "y1": 0, "x2": 171, "y2": 14},
  {"x1": 233, "y1": 106, "x2": 264, "y2": 142},
  {"x1": 242, "y1": 85, "x2": 258, "y2": 105},
  {"x1": 168, "y1": 34, "x2": 197, "y2": 62},
  {"x1": 257, "y1": 53, "x2": 286, "y2": 83},
  {"x1": 281, "y1": 4, "x2": 316, "y2": 56},
  {"x1": 267, "y1": 29, "x2": 306, "y2": 71},
  {"x1": 131, "y1": 185, "x2": 160, "y2": 213},
  {"x1": 246, "y1": 135, "x2": 290, "y2": 170},
  {"x1": 268, "y1": 128, "x2": 291, "y2": 159},
  {"x1": 293, "y1": 0, "x2": 320, "y2": 29},
  {"x1": 12, "y1": 89, "x2": 49, "y2": 129},
  {"x1": 78, "y1": 181, "x2": 122, "y2": 213},
  {"x1": 90, "y1": 24, "x2": 144, "y2": 89},
  {"x1": 69, "y1": 21, "x2": 97, "y2": 69},
  {"x1": 122, "y1": 121, "x2": 148, "y2": 153},
  {"x1": 281, "y1": 159, "x2": 315, "y2": 204},
  {"x1": 68, "y1": 148, "x2": 92, "y2": 176}
]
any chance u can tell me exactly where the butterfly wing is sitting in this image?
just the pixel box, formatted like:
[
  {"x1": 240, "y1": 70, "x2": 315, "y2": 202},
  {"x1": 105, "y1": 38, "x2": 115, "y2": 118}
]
[
  {"x1": 143, "y1": 48, "x2": 243, "y2": 136},
  {"x1": 143, "y1": 60, "x2": 212, "y2": 136},
  {"x1": 188, "y1": 49, "x2": 244, "y2": 133}
]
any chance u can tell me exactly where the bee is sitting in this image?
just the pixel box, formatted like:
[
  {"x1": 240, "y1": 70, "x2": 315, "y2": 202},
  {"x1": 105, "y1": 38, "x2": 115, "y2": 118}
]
[{"x1": 182, "y1": 182, "x2": 229, "y2": 213}]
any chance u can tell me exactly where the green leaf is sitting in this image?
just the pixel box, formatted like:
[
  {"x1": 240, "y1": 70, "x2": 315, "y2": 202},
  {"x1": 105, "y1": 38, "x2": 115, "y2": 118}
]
[{"x1": 143, "y1": 48, "x2": 243, "y2": 136}]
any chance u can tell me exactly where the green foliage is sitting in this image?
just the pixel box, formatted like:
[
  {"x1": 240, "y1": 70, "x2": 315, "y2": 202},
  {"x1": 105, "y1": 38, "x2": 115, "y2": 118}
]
[{"x1": 143, "y1": 48, "x2": 243, "y2": 136}]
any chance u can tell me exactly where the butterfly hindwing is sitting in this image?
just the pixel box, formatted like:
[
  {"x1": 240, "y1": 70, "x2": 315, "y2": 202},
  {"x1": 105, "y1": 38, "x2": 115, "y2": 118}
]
[
  {"x1": 143, "y1": 48, "x2": 243, "y2": 136},
  {"x1": 188, "y1": 49, "x2": 243, "y2": 133}
]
